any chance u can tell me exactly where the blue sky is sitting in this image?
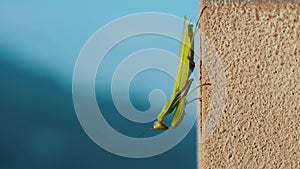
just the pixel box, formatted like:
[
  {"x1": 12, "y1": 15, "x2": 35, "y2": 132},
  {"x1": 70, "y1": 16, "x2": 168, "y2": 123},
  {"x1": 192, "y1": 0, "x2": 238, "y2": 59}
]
[
  {"x1": 0, "y1": 0, "x2": 200, "y2": 90},
  {"x1": 0, "y1": 1, "x2": 201, "y2": 169}
]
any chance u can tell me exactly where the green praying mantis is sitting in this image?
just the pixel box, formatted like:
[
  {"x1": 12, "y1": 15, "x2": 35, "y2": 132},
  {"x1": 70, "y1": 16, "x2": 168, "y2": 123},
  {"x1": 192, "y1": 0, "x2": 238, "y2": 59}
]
[{"x1": 153, "y1": 14, "x2": 210, "y2": 130}]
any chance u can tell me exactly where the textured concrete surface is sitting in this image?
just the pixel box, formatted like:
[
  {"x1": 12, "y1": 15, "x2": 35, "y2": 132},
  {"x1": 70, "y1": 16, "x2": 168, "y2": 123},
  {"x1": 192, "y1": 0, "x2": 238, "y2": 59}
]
[{"x1": 198, "y1": 0, "x2": 300, "y2": 168}]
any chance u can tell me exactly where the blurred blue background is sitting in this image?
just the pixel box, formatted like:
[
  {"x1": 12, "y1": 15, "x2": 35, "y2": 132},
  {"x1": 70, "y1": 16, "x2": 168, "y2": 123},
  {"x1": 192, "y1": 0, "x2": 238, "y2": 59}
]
[{"x1": 0, "y1": 1, "x2": 200, "y2": 169}]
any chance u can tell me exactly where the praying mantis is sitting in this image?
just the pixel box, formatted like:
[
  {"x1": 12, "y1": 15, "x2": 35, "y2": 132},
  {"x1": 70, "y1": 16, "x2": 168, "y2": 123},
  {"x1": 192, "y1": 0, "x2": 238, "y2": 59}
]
[{"x1": 153, "y1": 14, "x2": 210, "y2": 130}]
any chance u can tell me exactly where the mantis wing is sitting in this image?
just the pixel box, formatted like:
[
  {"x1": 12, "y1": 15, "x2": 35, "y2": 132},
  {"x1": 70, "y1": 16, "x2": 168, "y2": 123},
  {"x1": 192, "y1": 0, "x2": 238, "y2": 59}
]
[
  {"x1": 155, "y1": 17, "x2": 195, "y2": 128},
  {"x1": 157, "y1": 17, "x2": 194, "y2": 122},
  {"x1": 173, "y1": 16, "x2": 195, "y2": 94}
]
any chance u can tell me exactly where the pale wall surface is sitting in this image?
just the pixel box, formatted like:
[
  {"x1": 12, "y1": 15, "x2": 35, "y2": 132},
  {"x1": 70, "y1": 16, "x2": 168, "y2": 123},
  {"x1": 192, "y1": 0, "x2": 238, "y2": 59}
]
[{"x1": 198, "y1": 0, "x2": 300, "y2": 168}]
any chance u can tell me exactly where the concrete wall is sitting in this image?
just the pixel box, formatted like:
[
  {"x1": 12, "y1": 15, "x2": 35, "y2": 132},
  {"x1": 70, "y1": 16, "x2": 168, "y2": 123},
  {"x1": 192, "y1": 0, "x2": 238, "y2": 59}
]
[{"x1": 198, "y1": 0, "x2": 300, "y2": 168}]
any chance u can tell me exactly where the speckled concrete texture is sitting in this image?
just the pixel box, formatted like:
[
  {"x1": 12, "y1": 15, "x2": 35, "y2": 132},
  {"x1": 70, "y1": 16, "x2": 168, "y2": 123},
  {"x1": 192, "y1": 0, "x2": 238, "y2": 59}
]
[{"x1": 198, "y1": 0, "x2": 300, "y2": 168}]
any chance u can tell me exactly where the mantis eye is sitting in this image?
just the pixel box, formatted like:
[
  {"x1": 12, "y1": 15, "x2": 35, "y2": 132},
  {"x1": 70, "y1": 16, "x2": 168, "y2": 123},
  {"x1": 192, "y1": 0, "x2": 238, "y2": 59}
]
[{"x1": 153, "y1": 121, "x2": 168, "y2": 130}]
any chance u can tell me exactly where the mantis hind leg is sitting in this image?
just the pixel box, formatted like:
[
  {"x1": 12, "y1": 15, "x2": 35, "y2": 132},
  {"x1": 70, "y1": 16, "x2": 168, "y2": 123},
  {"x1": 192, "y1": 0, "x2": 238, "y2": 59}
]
[
  {"x1": 184, "y1": 82, "x2": 211, "y2": 98},
  {"x1": 185, "y1": 97, "x2": 201, "y2": 105},
  {"x1": 184, "y1": 82, "x2": 211, "y2": 105}
]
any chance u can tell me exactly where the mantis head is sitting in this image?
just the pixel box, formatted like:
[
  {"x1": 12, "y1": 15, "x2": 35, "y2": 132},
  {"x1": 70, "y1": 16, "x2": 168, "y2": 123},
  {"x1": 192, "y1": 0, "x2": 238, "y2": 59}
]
[{"x1": 153, "y1": 121, "x2": 168, "y2": 130}]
